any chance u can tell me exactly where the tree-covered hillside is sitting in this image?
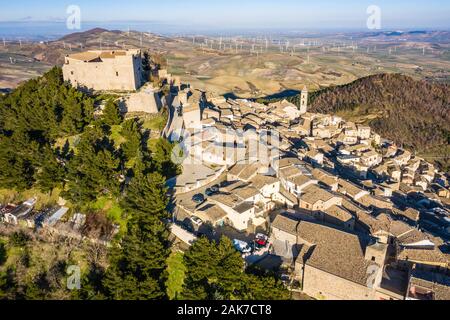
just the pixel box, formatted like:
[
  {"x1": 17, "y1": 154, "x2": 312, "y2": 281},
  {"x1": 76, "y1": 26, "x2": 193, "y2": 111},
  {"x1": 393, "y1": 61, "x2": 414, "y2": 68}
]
[
  {"x1": 288, "y1": 74, "x2": 450, "y2": 171},
  {"x1": 0, "y1": 68, "x2": 288, "y2": 301}
]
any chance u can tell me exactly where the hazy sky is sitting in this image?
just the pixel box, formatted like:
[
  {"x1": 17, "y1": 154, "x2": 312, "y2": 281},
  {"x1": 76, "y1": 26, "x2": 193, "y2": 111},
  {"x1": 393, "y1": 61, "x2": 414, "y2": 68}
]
[{"x1": 1, "y1": 0, "x2": 449, "y2": 30}]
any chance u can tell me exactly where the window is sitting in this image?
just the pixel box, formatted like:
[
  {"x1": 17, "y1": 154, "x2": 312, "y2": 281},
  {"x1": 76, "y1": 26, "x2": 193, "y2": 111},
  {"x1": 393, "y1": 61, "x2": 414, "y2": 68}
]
[
  {"x1": 371, "y1": 256, "x2": 376, "y2": 262},
  {"x1": 116, "y1": 72, "x2": 119, "y2": 77},
  {"x1": 71, "y1": 71, "x2": 74, "y2": 75}
]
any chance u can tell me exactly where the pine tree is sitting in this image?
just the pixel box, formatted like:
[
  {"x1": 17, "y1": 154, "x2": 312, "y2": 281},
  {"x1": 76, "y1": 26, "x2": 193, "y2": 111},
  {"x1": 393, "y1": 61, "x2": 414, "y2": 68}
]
[
  {"x1": 239, "y1": 274, "x2": 290, "y2": 300},
  {"x1": 103, "y1": 171, "x2": 170, "y2": 300},
  {"x1": 64, "y1": 126, "x2": 120, "y2": 204},
  {"x1": 120, "y1": 118, "x2": 143, "y2": 161},
  {"x1": 120, "y1": 171, "x2": 169, "y2": 219},
  {"x1": 35, "y1": 146, "x2": 66, "y2": 193},
  {"x1": 102, "y1": 99, "x2": 123, "y2": 126},
  {"x1": 181, "y1": 237, "x2": 243, "y2": 300},
  {"x1": 151, "y1": 138, "x2": 181, "y2": 179},
  {"x1": 181, "y1": 237, "x2": 290, "y2": 300}
]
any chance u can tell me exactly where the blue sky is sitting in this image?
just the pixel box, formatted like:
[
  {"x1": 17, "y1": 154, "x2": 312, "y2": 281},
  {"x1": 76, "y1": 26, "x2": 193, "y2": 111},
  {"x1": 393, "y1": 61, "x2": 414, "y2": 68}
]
[{"x1": 1, "y1": 0, "x2": 449, "y2": 30}]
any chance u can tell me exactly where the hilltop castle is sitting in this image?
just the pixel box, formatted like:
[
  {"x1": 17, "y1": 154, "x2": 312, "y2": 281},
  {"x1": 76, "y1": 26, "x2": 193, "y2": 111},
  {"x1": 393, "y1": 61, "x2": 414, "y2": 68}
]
[{"x1": 62, "y1": 49, "x2": 144, "y2": 91}]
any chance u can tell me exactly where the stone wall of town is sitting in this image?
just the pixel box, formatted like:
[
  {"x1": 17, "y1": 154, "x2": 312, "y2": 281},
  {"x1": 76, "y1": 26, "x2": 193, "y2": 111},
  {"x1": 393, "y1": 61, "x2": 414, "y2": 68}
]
[{"x1": 302, "y1": 265, "x2": 375, "y2": 300}]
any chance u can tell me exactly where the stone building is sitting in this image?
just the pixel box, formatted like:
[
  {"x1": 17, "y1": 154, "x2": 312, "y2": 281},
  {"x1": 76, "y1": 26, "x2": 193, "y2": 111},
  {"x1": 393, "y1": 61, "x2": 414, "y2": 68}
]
[
  {"x1": 270, "y1": 213, "x2": 386, "y2": 300},
  {"x1": 300, "y1": 86, "x2": 309, "y2": 114},
  {"x1": 63, "y1": 49, "x2": 144, "y2": 91}
]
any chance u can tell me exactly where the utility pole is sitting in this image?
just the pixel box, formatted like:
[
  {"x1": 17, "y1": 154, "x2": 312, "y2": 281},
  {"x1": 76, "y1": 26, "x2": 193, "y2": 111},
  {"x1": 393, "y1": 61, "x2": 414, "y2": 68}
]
[{"x1": 2, "y1": 37, "x2": 5, "y2": 47}]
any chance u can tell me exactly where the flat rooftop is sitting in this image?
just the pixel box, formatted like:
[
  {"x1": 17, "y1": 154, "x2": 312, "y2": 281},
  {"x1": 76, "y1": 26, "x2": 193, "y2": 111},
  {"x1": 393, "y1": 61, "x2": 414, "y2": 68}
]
[{"x1": 66, "y1": 49, "x2": 140, "y2": 62}]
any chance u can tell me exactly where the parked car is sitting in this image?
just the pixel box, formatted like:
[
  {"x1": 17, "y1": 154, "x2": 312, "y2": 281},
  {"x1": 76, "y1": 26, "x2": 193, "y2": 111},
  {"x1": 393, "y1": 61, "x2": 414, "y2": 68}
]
[
  {"x1": 255, "y1": 233, "x2": 269, "y2": 247},
  {"x1": 190, "y1": 215, "x2": 204, "y2": 227},
  {"x1": 280, "y1": 274, "x2": 291, "y2": 286},
  {"x1": 210, "y1": 185, "x2": 220, "y2": 193},
  {"x1": 233, "y1": 239, "x2": 252, "y2": 254},
  {"x1": 192, "y1": 193, "x2": 206, "y2": 204},
  {"x1": 205, "y1": 188, "x2": 218, "y2": 197}
]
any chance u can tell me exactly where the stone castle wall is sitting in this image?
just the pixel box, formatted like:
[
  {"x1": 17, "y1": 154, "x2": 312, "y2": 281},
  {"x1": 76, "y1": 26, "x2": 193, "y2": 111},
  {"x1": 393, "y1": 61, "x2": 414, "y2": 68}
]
[{"x1": 62, "y1": 51, "x2": 143, "y2": 91}]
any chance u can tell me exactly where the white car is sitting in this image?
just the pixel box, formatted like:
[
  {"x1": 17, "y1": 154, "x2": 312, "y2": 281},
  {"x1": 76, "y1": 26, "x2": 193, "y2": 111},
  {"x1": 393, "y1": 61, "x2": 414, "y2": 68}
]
[{"x1": 233, "y1": 239, "x2": 252, "y2": 254}]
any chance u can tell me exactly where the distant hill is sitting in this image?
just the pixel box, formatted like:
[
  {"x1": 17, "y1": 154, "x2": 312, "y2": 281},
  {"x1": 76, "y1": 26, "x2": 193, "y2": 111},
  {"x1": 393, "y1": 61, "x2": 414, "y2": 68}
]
[
  {"x1": 288, "y1": 74, "x2": 450, "y2": 171},
  {"x1": 58, "y1": 28, "x2": 110, "y2": 42}
]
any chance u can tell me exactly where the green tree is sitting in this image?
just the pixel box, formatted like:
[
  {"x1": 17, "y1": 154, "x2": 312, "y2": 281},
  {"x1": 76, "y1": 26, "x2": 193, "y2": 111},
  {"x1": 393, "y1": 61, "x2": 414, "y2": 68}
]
[
  {"x1": 120, "y1": 118, "x2": 143, "y2": 161},
  {"x1": 102, "y1": 99, "x2": 123, "y2": 126},
  {"x1": 239, "y1": 274, "x2": 290, "y2": 300},
  {"x1": 0, "y1": 67, "x2": 94, "y2": 192},
  {"x1": 0, "y1": 241, "x2": 6, "y2": 266},
  {"x1": 64, "y1": 126, "x2": 120, "y2": 204},
  {"x1": 181, "y1": 237, "x2": 243, "y2": 300},
  {"x1": 103, "y1": 172, "x2": 170, "y2": 300},
  {"x1": 35, "y1": 146, "x2": 66, "y2": 193},
  {"x1": 152, "y1": 138, "x2": 181, "y2": 179},
  {"x1": 181, "y1": 237, "x2": 289, "y2": 300}
]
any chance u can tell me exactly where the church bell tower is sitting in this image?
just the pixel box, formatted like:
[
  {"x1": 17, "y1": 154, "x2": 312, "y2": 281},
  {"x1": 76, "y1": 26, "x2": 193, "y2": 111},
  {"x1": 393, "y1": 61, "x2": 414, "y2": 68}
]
[{"x1": 300, "y1": 86, "x2": 308, "y2": 114}]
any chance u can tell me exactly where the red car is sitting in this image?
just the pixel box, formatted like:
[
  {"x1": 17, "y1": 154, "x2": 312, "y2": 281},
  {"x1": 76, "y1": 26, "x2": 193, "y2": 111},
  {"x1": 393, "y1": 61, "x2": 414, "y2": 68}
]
[{"x1": 255, "y1": 233, "x2": 269, "y2": 247}]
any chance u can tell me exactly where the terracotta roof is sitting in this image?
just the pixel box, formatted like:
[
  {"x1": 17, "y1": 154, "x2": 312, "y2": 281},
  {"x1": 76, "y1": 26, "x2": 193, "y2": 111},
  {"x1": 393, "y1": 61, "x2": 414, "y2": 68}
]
[
  {"x1": 278, "y1": 157, "x2": 303, "y2": 169},
  {"x1": 234, "y1": 202, "x2": 254, "y2": 214},
  {"x1": 398, "y1": 247, "x2": 449, "y2": 266},
  {"x1": 388, "y1": 220, "x2": 415, "y2": 237},
  {"x1": 67, "y1": 52, "x2": 100, "y2": 62},
  {"x1": 301, "y1": 185, "x2": 338, "y2": 205},
  {"x1": 311, "y1": 168, "x2": 338, "y2": 186},
  {"x1": 392, "y1": 207, "x2": 420, "y2": 222},
  {"x1": 195, "y1": 203, "x2": 227, "y2": 223},
  {"x1": 397, "y1": 229, "x2": 429, "y2": 245},
  {"x1": 250, "y1": 175, "x2": 279, "y2": 189},
  {"x1": 324, "y1": 205, "x2": 354, "y2": 222},
  {"x1": 410, "y1": 269, "x2": 450, "y2": 300},
  {"x1": 271, "y1": 213, "x2": 299, "y2": 235},
  {"x1": 296, "y1": 221, "x2": 372, "y2": 286},
  {"x1": 289, "y1": 175, "x2": 315, "y2": 187},
  {"x1": 279, "y1": 186, "x2": 298, "y2": 204},
  {"x1": 237, "y1": 163, "x2": 261, "y2": 181},
  {"x1": 209, "y1": 192, "x2": 241, "y2": 208},
  {"x1": 338, "y1": 179, "x2": 367, "y2": 198},
  {"x1": 280, "y1": 166, "x2": 303, "y2": 179}
]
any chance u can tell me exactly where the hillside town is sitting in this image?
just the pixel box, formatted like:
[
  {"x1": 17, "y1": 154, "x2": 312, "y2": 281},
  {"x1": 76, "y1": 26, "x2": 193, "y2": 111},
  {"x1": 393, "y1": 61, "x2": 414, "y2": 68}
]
[{"x1": 1, "y1": 49, "x2": 449, "y2": 301}]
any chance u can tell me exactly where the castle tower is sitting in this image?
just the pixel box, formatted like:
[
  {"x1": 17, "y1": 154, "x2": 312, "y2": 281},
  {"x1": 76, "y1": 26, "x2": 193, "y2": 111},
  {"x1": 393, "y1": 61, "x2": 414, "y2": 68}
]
[{"x1": 300, "y1": 86, "x2": 308, "y2": 114}]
